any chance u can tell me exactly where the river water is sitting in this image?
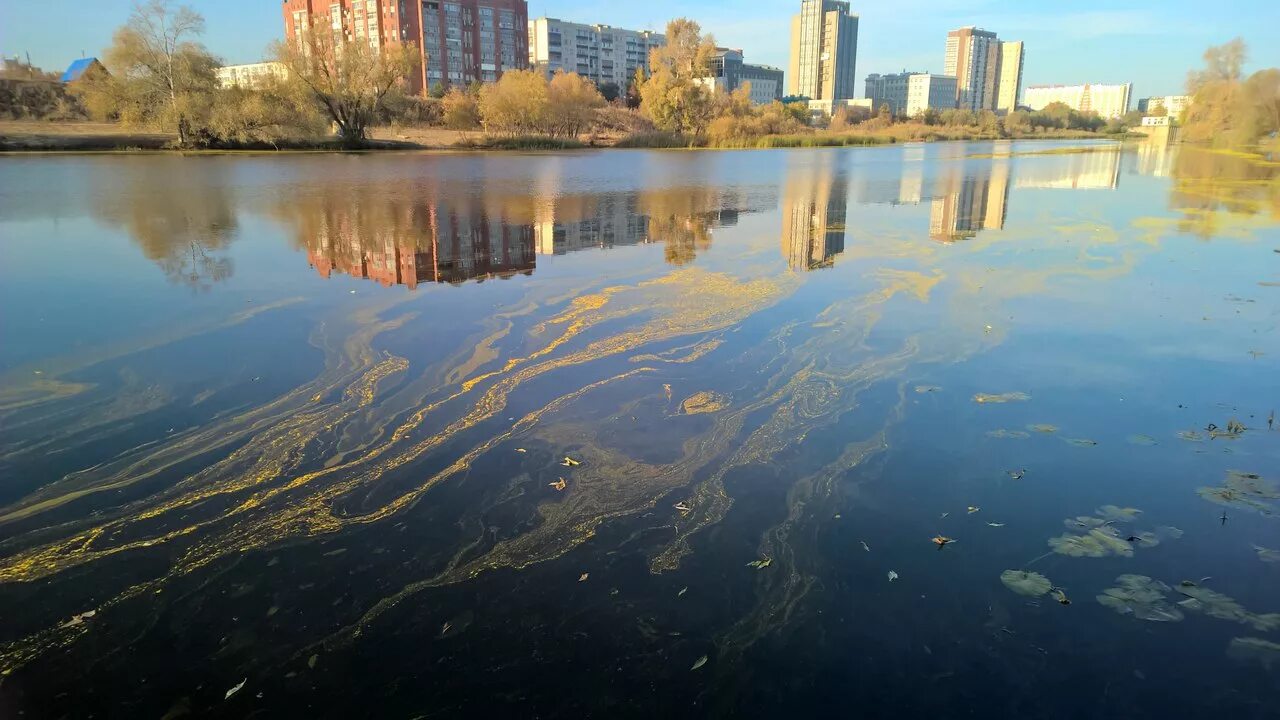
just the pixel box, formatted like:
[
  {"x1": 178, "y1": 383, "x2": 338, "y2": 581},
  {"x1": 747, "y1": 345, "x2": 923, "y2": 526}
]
[{"x1": 0, "y1": 142, "x2": 1278, "y2": 718}]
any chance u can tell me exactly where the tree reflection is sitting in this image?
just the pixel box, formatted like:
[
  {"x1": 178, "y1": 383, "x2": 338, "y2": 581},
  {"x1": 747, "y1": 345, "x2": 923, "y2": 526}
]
[
  {"x1": 90, "y1": 160, "x2": 237, "y2": 291},
  {"x1": 1168, "y1": 147, "x2": 1280, "y2": 238}
]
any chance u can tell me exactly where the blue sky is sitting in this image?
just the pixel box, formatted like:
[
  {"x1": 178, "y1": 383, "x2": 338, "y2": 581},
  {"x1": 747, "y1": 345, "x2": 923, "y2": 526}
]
[{"x1": 2, "y1": 0, "x2": 1277, "y2": 97}]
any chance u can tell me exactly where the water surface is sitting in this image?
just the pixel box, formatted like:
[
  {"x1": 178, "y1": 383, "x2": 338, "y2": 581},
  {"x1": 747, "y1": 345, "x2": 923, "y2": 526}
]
[{"x1": 1, "y1": 142, "x2": 1278, "y2": 718}]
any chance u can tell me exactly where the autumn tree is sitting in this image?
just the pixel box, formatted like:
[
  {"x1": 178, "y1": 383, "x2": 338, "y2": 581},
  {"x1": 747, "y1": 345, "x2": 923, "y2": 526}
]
[
  {"x1": 73, "y1": 0, "x2": 220, "y2": 146},
  {"x1": 274, "y1": 28, "x2": 416, "y2": 146},
  {"x1": 1181, "y1": 39, "x2": 1279, "y2": 146},
  {"x1": 546, "y1": 71, "x2": 605, "y2": 137},
  {"x1": 639, "y1": 18, "x2": 717, "y2": 135},
  {"x1": 442, "y1": 86, "x2": 480, "y2": 131},
  {"x1": 478, "y1": 69, "x2": 548, "y2": 135}
]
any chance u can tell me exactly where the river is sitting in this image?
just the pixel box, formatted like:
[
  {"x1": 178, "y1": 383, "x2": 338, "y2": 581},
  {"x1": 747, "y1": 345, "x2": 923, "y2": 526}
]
[{"x1": 0, "y1": 142, "x2": 1278, "y2": 718}]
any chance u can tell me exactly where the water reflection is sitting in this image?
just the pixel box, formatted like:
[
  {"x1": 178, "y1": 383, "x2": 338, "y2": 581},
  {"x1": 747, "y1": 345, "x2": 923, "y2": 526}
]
[
  {"x1": 89, "y1": 161, "x2": 237, "y2": 290},
  {"x1": 782, "y1": 153, "x2": 848, "y2": 270}
]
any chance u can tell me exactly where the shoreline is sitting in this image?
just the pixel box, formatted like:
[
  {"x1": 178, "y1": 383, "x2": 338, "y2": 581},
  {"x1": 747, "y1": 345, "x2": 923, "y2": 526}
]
[{"x1": 0, "y1": 122, "x2": 1135, "y2": 155}]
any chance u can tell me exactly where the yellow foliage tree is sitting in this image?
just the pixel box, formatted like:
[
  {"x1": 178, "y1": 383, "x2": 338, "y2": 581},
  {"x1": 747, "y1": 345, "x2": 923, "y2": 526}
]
[
  {"x1": 546, "y1": 71, "x2": 605, "y2": 138},
  {"x1": 639, "y1": 18, "x2": 717, "y2": 136},
  {"x1": 478, "y1": 69, "x2": 548, "y2": 135}
]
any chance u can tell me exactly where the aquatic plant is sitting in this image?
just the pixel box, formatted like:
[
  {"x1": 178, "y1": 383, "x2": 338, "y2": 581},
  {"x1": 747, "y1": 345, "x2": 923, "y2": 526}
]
[
  {"x1": 1097, "y1": 575, "x2": 1185, "y2": 622},
  {"x1": 1175, "y1": 584, "x2": 1280, "y2": 632},
  {"x1": 1096, "y1": 505, "x2": 1142, "y2": 522},
  {"x1": 680, "y1": 391, "x2": 729, "y2": 415},
  {"x1": 1000, "y1": 570, "x2": 1053, "y2": 597},
  {"x1": 973, "y1": 392, "x2": 1030, "y2": 404},
  {"x1": 1226, "y1": 637, "x2": 1280, "y2": 670},
  {"x1": 1197, "y1": 470, "x2": 1278, "y2": 517},
  {"x1": 1049, "y1": 526, "x2": 1134, "y2": 558}
]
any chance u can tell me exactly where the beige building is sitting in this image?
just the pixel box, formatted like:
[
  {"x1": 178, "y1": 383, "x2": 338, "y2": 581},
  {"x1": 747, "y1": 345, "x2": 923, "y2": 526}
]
[
  {"x1": 866, "y1": 72, "x2": 958, "y2": 117},
  {"x1": 996, "y1": 41, "x2": 1023, "y2": 112},
  {"x1": 527, "y1": 17, "x2": 665, "y2": 89},
  {"x1": 788, "y1": 0, "x2": 859, "y2": 101},
  {"x1": 216, "y1": 61, "x2": 289, "y2": 89},
  {"x1": 1138, "y1": 95, "x2": 1190, "y2": 117},
  {"x1": 1023, "y1": 83, "x2": 1133, "y2": 119},
  {"x1": 782, "y1": 157, "x2": 848, "y2": 271},
  {"x1": 944, "y1": 27, "x2": 1024, "y2": 112}
]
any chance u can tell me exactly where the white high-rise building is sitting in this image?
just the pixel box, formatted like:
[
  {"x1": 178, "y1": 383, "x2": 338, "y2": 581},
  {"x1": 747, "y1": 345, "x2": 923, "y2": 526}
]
[
  {"x1": 865, "y1": 72, "x2": 958, "y2": 117},
  {"x1": 527, "y1": 17, "x2": 665, "y2": 89}
]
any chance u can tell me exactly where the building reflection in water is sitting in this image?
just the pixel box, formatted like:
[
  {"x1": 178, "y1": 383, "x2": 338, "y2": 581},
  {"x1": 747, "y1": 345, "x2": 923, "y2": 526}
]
[
  {"x1": 782, "y1": 154, "x2": 849, "y2": 270},
  {"x1": 929, "y1": 161, "x2": 1011, "y2": 243}
]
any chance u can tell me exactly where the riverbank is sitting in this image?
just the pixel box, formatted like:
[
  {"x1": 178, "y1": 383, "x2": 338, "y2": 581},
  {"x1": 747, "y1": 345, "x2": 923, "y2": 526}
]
[{"x1": 0, "y1": 120, "x2": 1128, "y2": 153}]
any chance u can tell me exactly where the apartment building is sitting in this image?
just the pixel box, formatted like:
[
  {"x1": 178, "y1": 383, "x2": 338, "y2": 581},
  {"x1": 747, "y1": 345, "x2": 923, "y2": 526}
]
[
  {"x1": 1137, "y1": 95, "x2": 1190, "y2": 116},
  {"x1": 1024, "y1": 83, "x2": 1133, "y2": 119},
  {"x1": 788, "y1": 0, "x2": 859, "y2": 101},
  {"x1": 527, "y1": 17, "x2": 664, "y2": 89},
  {"x1": 944, "y1": 27, "x2": 1023, "y2": 112},
  {"x1": 865, "y1": 72, "x2": 957, "y2": 117},
  {"x1": 996, "y1": 41, "x2": 1023, "y2": 112},
  {"x1": 282, "y1": 0, "x2": 529, "y2": 95},
  {"x1": 701, "y1": 49, "x2": 785, "y2": 105},
  {"x1": 216, "y1": 61, "x2": 289, "y2": 89}
]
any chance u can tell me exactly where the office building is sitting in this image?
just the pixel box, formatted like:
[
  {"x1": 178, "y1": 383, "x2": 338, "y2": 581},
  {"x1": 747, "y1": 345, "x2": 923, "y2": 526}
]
[
  {"x1": 996, "y1": 41, "x2": 1023, "y2": 112},
  {"x1": 788, "y1": 0, "x2": 859, "y2": 101},
  {"x1": 865, "y1": 72, "x2": 957, "y2": 117},
  {"x1": 1023, "y1": 83, "x2": 1133, "y2": 119},
  {"x1": 527, "y1": 18, "x2": 664, "y2": 89},
  {"x1": 700, "y1": 49, "x2": 785, "y2": 105},
  {"x1": 216, "y1": 62, "x2": 289, "y2": 89},
  {"x1": 282, "y1": 0, "x2": 529, "y2": 95},
  {"x1": 1137, "y1": 95, "x2": 1190, "y2": 117}
]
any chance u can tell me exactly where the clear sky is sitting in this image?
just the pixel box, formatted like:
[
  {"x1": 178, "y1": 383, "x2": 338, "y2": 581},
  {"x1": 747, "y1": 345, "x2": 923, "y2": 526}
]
[{"x1": 2, "y1": 0, "x2": 1277, "y2": 97}]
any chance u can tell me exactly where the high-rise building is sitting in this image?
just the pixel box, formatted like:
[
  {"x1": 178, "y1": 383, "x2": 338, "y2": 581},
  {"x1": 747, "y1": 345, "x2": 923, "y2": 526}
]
[
  {"x1": 788, "y1": 0, "x2": 859, "y2": 101},
  {"x1": 929, "y1": 165, "x2": 1010, "y2": 243},
  {"x1": 944, "y1": 27, "x2": 1023, "y2": 112},
  {"x1": 1023, "y1": 83, "x2": 1133, "y2": 119},
  {"x1": 996, "y1": 41, "x2": 1024, "y2": 112},
  {"x1": 527, "y1": 18, "x2": 665, "y2": 90},
  {"x1": 282, "y1": 0, "x2": 529, "y2": 95},
  {"x1": 865, "y1": 72, "x2": 957, "y2": 116},
  {"x1": 700, "y1": 49, "x2": 785, "y2": 105}
]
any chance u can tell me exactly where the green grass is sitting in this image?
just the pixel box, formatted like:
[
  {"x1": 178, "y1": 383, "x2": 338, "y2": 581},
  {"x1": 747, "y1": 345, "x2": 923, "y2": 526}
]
[{"x1": 613, "y1": 131, "x2": 693, "y2": 149}]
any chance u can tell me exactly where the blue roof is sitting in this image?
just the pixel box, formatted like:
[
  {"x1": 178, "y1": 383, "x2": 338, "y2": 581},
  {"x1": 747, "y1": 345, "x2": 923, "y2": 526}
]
[{"x1": 61, "y1": 58, "x2": 100, "y2": 83}]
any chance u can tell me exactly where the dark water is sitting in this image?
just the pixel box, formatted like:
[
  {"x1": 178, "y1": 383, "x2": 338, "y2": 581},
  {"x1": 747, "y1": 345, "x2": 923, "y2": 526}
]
[{"x1": 1, "y1": 142, "x2": 1278, "y2": 719}]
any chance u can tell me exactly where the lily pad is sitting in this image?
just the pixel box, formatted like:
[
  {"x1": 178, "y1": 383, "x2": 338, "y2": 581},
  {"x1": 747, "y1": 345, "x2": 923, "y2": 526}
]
[
  {"x1": 1049, "y1": 526, "x2": 1134, "y2": 558},
  {"x1": 1097, "y1": 575, "x2": 1185, "y2": 622},
  {"x1": 1127, "y1": 434, "x2": 1158, "y2": 446},
  {"x1": 1175, "y1": 584, "x2": 1280, "y2": 631},
  {"x1": 1227, "y1": 637, "x2": 1280, "y2": 670},
  {"x1": 973, "y1": 392, "x2": 1030, "y2": 404},
  {"x1": 1000, "y1": 570, "x2": 1053, "y2": 597},
  {"x1": 1063, "y1": 438, "x2": 1099, "y2": 447},
  {"x1": 1197, "y1": 470, "x2": 1279, "y2": 517},
  {"x1": 987, "y1": 429, "x2": 1030, "y2": 439},
  {"x1": 1097, "y1": 505, "x2": 1143, "y2": 522},
  {"x1": 1028, "y1": 424, "x2": 1058, "y2": 434},
  {"x1": 1255, "y1": 546, "x2": 1280, "y2": 564}
]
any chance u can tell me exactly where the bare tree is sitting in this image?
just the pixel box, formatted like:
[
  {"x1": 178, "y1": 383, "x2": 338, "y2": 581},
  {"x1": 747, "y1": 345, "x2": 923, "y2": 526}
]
[
  {"x1": 274, "y1": 29, "x2": 416, "y2": 147},
  {"x1": 75, "y1": 0, "x2": 220, "y2": 146}
]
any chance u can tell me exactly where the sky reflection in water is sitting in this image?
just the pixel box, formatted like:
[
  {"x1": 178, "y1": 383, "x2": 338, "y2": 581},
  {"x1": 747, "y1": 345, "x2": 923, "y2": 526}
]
[{"x1": 0, "y1": 141, "x2": 1278, "y2": 719}]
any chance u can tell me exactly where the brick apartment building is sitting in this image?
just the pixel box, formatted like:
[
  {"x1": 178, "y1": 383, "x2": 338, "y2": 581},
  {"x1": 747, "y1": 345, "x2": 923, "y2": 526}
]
[{"x1": 282, "y1": 0, "x2": 529, "y2": 96}]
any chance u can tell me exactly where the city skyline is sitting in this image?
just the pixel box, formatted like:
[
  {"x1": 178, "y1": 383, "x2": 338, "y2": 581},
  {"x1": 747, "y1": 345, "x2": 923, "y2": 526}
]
[{"x1": 3, "y1": 1, "x2": 1277, "y2": 99}]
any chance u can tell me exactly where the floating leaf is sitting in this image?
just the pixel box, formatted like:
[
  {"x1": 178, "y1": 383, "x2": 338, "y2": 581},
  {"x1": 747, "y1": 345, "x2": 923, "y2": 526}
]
[
  {"x1": 1063, "y1": 515, "x2": 1109, "y2": 531},
  {"x1": 1008, "y1": 469, "x2": 1027, "y2": 480},
  {"x1": 1227, "y1": 637, "x2": 1280, "y2": 670},
  {"x1": 888, "y1": 570, "x2": 899, "y2": 582},
  {"x1": 225, "y1": 678, "x2": 247, "y2": 701},
  {"x1": 307, "y1": 654, "x2": 318, "y2": 669},
  {"x1": 1177, "y1": 430, "x2": 1205, "y2": 442},
  {"x1": 967, "y1": 506, "x2": 980, "y2": 514},
  {"x1": 1000, "y1": 570, "x2": 1052, "y2": 597},
  {"x1": 60, "y1": 610, "x2": 97, "y2": 629},
  {"x1": 932, "y1": 536, "x2": 955, "y2": 548},
  {"x1": 561, "y1": 456, "x2": 582, "y2": 467},
  {"x1": 973, "y1": 392, "x2": 1030, "y2": 404},
  {"x1": 1063, "y1": 438, "x2": 1099, "y2": 447},
  {"x1": 549, "y1": 478, "x2": 567, "y2": 492},
  {"x1": 1197, "y1": 470, "x2": 1279, "y2": 516},
  {"x1": 914, "y1": 385, "x2": 942, "y2": 394},
  {"x1": 1051, "y1": 589, "x2": 1072, "y2": 606},
  {"x1": 673, "y1": 501, "x2": 692, "y2": 514},
  {"x1": 678, "y1": 587, "x2": 688, "y2": 597},
  {"x1": 987, "y1": 522, "x2": 1006, "y2": 528},
  {"x1": 1097, "y1": 575, "x2": 1185, "y2": 622},
  {"x1": 691, "y1": 655, "x2": 708, "y2": 671},
  {"x1": 746, "y1": 557, "x2": 773, "y2": 570},
  {"x1": 578, "y1": 573, "x2": 590, "y2": 582},
  {"x1": 1028, "y1": 424, "x2": 1058, "y2": 434},
  {"x1": 1127, "y1": 435, "x2": 1158, "y2": 446},
  {"x1": 860, "y1": 541, "x2": 870, "y2": 552}
]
